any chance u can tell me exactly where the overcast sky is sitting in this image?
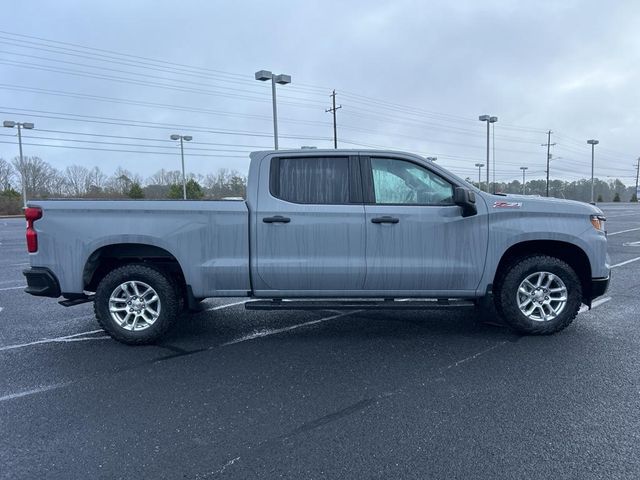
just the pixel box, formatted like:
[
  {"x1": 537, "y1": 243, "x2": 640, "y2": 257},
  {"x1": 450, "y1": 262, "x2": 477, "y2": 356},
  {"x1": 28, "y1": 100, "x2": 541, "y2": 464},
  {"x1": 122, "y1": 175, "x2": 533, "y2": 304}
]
[{"x1": 1, "y1": 0, "x2": 639, "y2": 184}]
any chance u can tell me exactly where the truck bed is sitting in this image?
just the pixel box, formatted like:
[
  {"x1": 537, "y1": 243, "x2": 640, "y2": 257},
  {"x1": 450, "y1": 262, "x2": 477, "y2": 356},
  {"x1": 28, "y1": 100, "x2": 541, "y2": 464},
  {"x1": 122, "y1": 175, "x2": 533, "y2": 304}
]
[{"x1": 28, "y1": 199, "x2": 251, "y2": 298}]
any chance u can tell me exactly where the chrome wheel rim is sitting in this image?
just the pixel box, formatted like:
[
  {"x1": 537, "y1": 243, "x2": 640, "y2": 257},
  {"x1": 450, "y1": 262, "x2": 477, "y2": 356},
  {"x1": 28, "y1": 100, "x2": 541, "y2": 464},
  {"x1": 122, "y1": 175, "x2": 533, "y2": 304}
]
[
  {"x1": 108, "y1": 281, "x2": 161, "y2": 331},
  {"x1": 516, "y1": 271, "x2": 567, "y2": 322}
]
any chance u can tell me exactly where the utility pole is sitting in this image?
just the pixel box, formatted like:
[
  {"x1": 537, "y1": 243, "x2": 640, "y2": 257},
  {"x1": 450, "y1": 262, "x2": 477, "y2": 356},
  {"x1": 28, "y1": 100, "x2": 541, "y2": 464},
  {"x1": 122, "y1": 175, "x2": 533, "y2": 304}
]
[
  {"x1": 520, "y1": 166, "x2": 528, "y2": 195},
  {"x1": 325, "y1": 90, "x2": 342, "y2": 149},
  {"x1": 635, "y1": 158, "x2": 640, "y2": 202},
  {"x1": 541, "y1": 130, "x2": 556, "y2": 197}
]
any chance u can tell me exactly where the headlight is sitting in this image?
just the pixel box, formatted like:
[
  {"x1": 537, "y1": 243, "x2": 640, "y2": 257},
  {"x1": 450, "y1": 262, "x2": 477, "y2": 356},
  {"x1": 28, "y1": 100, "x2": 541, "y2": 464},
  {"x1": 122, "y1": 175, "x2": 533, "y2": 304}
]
[{"x1": 590, "y1": 214, "x2": 606, "y2": 232}]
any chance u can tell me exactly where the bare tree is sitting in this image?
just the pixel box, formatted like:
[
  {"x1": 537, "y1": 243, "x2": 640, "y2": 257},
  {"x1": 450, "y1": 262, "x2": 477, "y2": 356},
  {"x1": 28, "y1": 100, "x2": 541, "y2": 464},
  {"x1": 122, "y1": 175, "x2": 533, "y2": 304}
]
[
  {"x1": 46, "y1": 168, "x2": 66, "y2": 198},
  {"x1": 63, "y1": 165, "x2": 91, "y2": 197},
  {"x1": 204, "y1": 169, "x2": 247, "y2": 198},
  {"x1": 107, "y1": 167, "x2": 142, "y2": 196},
  {"x1": 148, "y1": 169, "x2": 182, "y2": 186},
  {"x1": 0, "y1": 158, "x2": 15, "y2": 191},
  {"x1": 11, "y1": 156, "x2": 59, "y2": 198}
]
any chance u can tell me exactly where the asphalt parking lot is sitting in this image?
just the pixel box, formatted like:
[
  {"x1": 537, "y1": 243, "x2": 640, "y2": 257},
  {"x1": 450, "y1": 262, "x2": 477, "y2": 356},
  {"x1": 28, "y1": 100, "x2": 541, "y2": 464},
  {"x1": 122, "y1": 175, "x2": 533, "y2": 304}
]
[{"x1": 1, "y1": 203, "x2": 639, "y2": 479}]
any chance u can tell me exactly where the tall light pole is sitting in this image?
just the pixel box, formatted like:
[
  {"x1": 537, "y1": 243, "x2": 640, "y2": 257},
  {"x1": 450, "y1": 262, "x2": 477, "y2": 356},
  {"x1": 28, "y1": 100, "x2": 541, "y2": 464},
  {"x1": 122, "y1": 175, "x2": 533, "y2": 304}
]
[
  {"x1": 479, "y1": 115, "x2": 498, "y2": 193},
  {"x1": 635, "y1": 157, "x2": 640, "y2": 203},
  {"x1": 255, "y1": 70, "x2": 291, "y2": 150},
  {"x1": 587, "y1": 139, "x2": 599, "y2": 203},
  {"x1": 475, "y1": 163, "x2": 484, "y2": 191},
  {"x1": 520, "y1": 166, "x2": 528, "y2": 195},
  {"x1": 170, "y1": 134, "x2": 192, "y2": 200},
  {"x1": 3, "y1": 120, "x2": 34, "y2": 208}
]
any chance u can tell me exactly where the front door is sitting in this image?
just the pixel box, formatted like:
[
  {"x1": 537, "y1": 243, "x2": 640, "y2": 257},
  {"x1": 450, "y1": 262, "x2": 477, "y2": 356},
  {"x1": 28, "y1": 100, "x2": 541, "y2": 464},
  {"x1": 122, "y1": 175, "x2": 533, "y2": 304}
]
[
  {"x1": 254, "y1": 154, "x2": 366, "y2": 294},
  {"x1": 361, "y1": 156, "x2": 488, "y2": 294}
]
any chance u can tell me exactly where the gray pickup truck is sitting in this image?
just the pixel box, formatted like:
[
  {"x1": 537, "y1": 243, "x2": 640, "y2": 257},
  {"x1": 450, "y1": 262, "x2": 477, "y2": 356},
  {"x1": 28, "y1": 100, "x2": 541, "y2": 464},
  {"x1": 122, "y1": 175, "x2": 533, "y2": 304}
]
[{"x1": 23, "y1": 149, "x2": 610, "y2": 344}]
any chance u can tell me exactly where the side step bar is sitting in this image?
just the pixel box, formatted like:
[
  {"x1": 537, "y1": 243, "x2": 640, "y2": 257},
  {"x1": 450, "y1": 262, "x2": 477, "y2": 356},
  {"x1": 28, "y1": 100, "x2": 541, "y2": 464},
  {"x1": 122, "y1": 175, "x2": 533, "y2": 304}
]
[
  {"x1": 245, "y1": 299, "x2": 476, "y2": 311},
  {"x1": 59, "y1": 295, "x2": 94, "y2": 307}
]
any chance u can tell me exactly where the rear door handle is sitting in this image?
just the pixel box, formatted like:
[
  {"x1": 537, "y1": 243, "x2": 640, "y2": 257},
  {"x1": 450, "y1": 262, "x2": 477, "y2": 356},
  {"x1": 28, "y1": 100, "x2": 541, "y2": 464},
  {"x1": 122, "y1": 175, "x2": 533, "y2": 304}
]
[
  {"x1": 263, "y1": 215, "x2": 291, "y2": 223},
  {"x1": 371, "y1": 216, "x2": 399, "y2": 224}
]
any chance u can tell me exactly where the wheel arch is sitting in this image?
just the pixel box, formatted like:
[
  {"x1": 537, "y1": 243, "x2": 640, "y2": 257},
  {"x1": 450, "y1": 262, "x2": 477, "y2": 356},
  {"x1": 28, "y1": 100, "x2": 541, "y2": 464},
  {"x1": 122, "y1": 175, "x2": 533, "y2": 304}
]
[
  {"x1": 493, "y1": 240, "x2": 592, "y2": 302},
  {"x1": 83, "y1": 243, "x2": 187, "y2": 295}
]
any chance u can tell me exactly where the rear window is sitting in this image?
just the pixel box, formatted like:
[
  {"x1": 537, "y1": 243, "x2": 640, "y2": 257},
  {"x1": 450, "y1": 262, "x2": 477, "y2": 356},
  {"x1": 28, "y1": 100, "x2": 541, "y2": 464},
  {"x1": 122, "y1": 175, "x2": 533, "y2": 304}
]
[{"x1": 270, "y1": 156, "x2": 350, "y2": 204}]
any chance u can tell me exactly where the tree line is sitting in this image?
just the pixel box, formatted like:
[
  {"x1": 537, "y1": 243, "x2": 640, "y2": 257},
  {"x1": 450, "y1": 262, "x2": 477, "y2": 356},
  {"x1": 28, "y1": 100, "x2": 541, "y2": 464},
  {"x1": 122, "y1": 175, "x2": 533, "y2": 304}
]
[
  {"x1": 1, "y1": 156, "x2": 637, "y2": 215},
  {"x1": 467, "y1": 177, "x2": 638, "y2": 203},
  {"x1": 0, "y1": 156, "x2": 247, "y2": 214}
]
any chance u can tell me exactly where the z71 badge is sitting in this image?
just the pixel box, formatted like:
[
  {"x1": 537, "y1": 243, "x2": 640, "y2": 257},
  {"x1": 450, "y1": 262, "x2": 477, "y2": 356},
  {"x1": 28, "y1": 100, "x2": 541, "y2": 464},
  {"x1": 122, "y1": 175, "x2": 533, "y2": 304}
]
[{"x1": 493, "y1": 201, "x2": 522, "y2": 208}]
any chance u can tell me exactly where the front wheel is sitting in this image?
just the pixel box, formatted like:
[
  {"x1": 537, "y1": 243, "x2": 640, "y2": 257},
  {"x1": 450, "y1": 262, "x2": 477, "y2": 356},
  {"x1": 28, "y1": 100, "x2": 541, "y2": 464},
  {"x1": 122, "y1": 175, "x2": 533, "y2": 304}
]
[
  {"x1": 495, "y1": 255, "x2": 582, "y2": 335},
  {"x1": 94, "y1": 264, "x2": 179, "y2": 345}
]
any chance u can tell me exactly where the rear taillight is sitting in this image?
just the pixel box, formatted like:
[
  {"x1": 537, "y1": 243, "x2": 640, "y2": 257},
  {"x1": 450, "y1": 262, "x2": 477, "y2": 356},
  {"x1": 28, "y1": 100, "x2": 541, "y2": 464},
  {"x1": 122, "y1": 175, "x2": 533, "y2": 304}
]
[{"x1": 25, "y1": 207, "x2": 42, "y2": 253}]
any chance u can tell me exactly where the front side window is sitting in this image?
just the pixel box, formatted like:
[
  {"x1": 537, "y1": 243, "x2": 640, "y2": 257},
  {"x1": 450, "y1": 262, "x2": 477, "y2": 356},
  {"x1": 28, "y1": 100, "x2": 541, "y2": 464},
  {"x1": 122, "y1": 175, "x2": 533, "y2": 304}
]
[
  {"x1": 272, "y1": 156, "x2": 350, "y2": 204},
  {"x1": 370, "y1": 158, "x2": 454, "y2": 205}
]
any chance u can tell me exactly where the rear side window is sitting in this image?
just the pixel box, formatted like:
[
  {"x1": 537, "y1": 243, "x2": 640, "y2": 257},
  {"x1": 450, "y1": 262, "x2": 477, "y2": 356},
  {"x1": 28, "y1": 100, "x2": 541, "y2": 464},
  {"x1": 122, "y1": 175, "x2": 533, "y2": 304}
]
[{"x1": 270, "y1": 156, "x2": 351, "y2": 204}]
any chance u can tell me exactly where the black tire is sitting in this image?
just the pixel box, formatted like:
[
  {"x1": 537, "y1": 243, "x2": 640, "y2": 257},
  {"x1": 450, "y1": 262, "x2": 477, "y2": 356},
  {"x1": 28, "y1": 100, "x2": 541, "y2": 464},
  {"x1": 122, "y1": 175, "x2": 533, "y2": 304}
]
[
  {"x1": 94, "y1": 264, "x2": 179, "y2": 345},
  {"x1": 494, "y1": 255, "x2": 582, "y2": 335}
]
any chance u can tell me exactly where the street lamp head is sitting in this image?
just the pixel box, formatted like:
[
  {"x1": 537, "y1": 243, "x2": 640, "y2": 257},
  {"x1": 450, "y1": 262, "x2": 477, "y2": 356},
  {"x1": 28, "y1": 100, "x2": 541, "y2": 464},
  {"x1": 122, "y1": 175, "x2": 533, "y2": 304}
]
[
  {"x1": 587, "y1": 139, "x2": 599, "y2": 145},
  {"x1": 274, "y1": 74, "x2": 291, "y2": 85},
  {"x1": 3, "y1": 120, "x2": 16, "y2": 128},
  {"x1": 475, "y1": 163, "x2": 484, "y2": 168},
  {"x1": 520, "y1": 166, "x2": 528, "y2": 170},
  {"x1": 170, "y1": 134, "x2": 180, "y2": 140},
  {"x1": 426, "y1": 156, "x2": 437, "y2": 162},
  {"x1": 183, "y1": 136, "x2": 193, "y2": 142},
  {"x1": 22, "y1": 122, "x2": 34, "y2": 129},
  {"x1": 255, "y1": 70, "x2": 273, "y2": 81},
  {"x1": 489, "y1": 116, "x2": 498, "y2": 123},
  {"x1": 478, "y1": 115, "x2": 490, "y2": 122}
]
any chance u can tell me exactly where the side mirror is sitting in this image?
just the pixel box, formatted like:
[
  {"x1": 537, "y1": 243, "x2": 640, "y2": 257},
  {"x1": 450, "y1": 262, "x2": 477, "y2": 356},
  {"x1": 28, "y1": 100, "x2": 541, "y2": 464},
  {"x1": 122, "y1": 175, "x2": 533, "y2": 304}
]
[{"x1": 454, "y1": 187, "x2": 477, "y2": 217}]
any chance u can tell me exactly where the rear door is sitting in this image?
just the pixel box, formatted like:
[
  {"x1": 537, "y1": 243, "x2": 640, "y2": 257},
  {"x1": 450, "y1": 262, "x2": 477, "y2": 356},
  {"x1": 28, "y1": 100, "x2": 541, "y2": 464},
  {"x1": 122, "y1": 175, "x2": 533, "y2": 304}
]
[
  {"x1": 361, "y1": 155, "x2": 488, "y2": 294},
  {"x1": 253, "y1": 154, "x2": 366, "y2": 294}
]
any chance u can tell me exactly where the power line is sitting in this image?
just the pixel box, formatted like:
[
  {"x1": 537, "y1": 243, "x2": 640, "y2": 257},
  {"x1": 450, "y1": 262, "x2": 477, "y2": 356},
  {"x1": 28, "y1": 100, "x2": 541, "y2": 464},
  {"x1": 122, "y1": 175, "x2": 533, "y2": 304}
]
[
  {"x1": 1, "y1": 28, "x2": 636, "y2": 166},
  {"x1": 0, "y1": 140, "x2": 249, "y2": 157},
  {"x1": 0, "y1": 132, "x2": 257, "y2": 153},
  {"x1": 0, "y1": 106, "x2": 333, "y2": 141},
  {"x1": 0, "y1": 84, "x2": 334, "y2": 128}
]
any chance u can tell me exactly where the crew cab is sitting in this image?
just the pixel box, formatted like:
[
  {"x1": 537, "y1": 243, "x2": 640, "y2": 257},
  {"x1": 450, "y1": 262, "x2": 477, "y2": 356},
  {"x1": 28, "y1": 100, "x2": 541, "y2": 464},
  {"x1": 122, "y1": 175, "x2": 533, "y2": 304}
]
[{"x1": 23, "y1": 149, "x2": 610, "y2": 344}]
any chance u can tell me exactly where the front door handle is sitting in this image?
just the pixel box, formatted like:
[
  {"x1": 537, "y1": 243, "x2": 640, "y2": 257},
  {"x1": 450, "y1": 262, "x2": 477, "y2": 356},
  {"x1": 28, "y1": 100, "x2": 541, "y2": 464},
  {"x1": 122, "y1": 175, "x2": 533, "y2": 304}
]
[
  {"x1": 371, "y1": 216, "x2": 399, "y2": 224},
  {"x1": 263, "y1": 215, "x2": 291, "y2": 223}
]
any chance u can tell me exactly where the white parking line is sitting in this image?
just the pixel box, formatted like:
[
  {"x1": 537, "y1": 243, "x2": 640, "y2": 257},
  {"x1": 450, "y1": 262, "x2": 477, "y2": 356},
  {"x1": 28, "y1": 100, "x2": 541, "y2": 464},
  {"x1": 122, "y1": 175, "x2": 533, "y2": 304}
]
[
  {"x1": 0, "y1": 329, "x2": 104, "y2": 352},
  {"x1": 0, "y1": 285, "x2": 25, "y2": 291},
  {"x1": 579, "y1": 296, "x2": 611, "y2": 313},
  {"x1": 222, "y1": 311, "x2": 357, "y2": 346},
  {"x1": 0, "y1": 382, "x2": 70, "y2": 402},
  {"x1": 206, "y1": 300, "x2": 250, "y2": 311},
  {"x1": 608, "y1": 226, "x2": 640, "y2": 236},
  {"x1": 0, "y1": 299, "x2": 250, "y2": 353},
  {"x1": 611, "y1": 256, "x2": 640, "y2": 269}
]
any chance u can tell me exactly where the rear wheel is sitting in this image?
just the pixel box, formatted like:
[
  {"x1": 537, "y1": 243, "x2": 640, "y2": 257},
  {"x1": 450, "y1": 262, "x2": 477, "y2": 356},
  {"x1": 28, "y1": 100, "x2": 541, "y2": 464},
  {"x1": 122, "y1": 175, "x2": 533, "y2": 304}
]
[
  {"x1": 94, "y1": 264, "x2": 179, "y2": 345},
  {"x1": 495, "y1": 255, "x2": 582, "y2": 335}
]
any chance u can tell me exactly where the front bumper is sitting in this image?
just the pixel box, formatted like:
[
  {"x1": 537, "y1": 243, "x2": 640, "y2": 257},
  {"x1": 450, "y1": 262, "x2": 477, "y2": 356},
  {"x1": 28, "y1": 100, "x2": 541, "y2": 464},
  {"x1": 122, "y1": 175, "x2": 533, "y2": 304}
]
[{"x1": 23, "y1": 267, "x2": 61, "y2": 298}]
